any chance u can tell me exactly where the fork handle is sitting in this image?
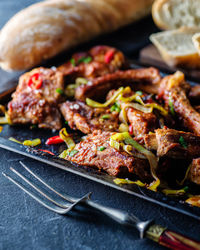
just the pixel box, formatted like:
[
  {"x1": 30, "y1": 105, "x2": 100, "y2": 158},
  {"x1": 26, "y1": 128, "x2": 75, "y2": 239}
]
[
  {"x1": 85, "y1": 200, "x2": 134, "y2": 225},
  {"x1": 85, "y1": 200, "x2": 200, "y2": 250},
  {"x1": 146, "y1": 224, "x2": 200, "y2": 250},
  {"x1": 159, "y1": 229, "x2": 200, "y2": 250}
]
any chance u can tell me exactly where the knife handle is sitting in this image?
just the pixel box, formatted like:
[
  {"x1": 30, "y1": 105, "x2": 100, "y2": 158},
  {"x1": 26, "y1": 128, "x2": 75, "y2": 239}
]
[{"x1": 146, "y1": 224, "x2": 200, "y2": 250}]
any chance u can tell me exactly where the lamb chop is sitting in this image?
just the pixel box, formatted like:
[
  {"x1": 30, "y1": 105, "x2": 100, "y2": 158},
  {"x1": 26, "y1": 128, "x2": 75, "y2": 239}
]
[
  {"x1": 60, "y1": 101, "x2": 119, "y2": 134},
  {"x1": 65, "y1": 130, "x2": 152, "y2": 183},
  {"x1": 58, "y1": 45, "x2": 127, "y2": 80},
  {"x1": 8, "y1": 67, "x2": 64, "y2": 130}
]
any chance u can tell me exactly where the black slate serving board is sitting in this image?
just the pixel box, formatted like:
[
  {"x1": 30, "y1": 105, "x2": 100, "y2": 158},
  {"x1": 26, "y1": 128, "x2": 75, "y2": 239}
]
[{"x1": 0, "y1": 15, "x2": 200, "y2": 221}]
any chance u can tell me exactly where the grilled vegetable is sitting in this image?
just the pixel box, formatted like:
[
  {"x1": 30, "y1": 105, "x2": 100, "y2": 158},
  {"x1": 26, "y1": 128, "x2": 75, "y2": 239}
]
[
  {"x1": 59, "y1": 128, "x2": 76, "y2": 150},
  {"x1": 46, "y1": 136, "x2": 64, "y2": 145},
  {"x1": 86, "y1": 87, "x2": 124, "y2": 108},
  {"x1": 110, "y1": 132, "x2": 159, "y2": 191}
]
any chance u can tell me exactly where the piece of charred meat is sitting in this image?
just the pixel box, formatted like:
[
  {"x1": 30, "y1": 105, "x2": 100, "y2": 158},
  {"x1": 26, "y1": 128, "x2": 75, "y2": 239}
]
[
  {"x1": 8, "y1": 67, "x2": 64, "y2": 130},
  {"x1": 75, "y1": 67, "x2": 161, "y2": 101},
  {"x1": 60, "y1": 101, "x2": 119, "y2": 134},
  {"x1": 159, "y1": 71, "x2": 200, "y2": 136},
  {"x1": 144, "y1": 128, "x2": 200, "y2": 159},
  {"x1": 188, "y1": 158, "x2": 200, "y2": 185},
  {"x1": 65, "y1": 130, "x2": 152, "y2": 182},
  {"x1": 127, "y1": 108, "x2": 158, "y2": 137},
  {"x1": 58, "y1": 45, "x2": 127, "y2": 80}
]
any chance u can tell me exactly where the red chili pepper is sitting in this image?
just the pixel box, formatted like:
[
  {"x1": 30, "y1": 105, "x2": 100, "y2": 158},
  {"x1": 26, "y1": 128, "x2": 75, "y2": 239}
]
[
  {"x1": 104, "y1": 49, "x2": 115, "y2": 63},
  {"x1": 129, "y1": 124, "x2": 133, "y2": 135},
  {"x1": 45, "y1": 136, "x2": 64, "y2": 145},
  {"x1": 38, "y1": 149, "x2": 55, "y2": 155},
  {"x1": 28, "y1": 73, "x2": 43, "y2": 89}
]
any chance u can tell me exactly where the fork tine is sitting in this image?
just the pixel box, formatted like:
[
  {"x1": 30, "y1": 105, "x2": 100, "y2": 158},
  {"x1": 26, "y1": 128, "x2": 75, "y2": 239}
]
[
  {"x1": 2, "y1": 172, "x2": 67, "y2": 214},
  {"x1": 19, "y1": 161, "x2": 77, "y2": 203},
  {"x1": 10, "y1": 167, "x2": 71, "y2": 208}
]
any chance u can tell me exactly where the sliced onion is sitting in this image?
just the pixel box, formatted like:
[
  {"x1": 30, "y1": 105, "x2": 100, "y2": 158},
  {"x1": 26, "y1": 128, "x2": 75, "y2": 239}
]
[
  {"x1": 0, "y1": 116, "x2": 9, "y2": 124},
  {"x1": 23, "y1": 138, "x2": 41, "y2": 146},
  {"x1": 0, "y1": 109, "x2": 11, "y2": 124},
  {"x1": 177, "y1": 163, "x2": 192, "y2": 186},
  {"x1": 162, "y1": 188, "x2": 187, "y2": 196},
  {"x1": 123, "y1": 144, "x2": 147, "y2": 159},
  {"x1": 65, "y1": 77, "x2": 88, "y2": 97},
  {"x1": 9, "y1": 137, "x2": 22, "y2": 144},
  {"x1": 59, "y1": 149, "x2": 69, "y2": 159},
  {"x1": 119, "y1": 123, "x2": 129, "y2": 132},
  {"x1": 86, "y1": 87, "x2": 124, "y2": 108},
  {"x1": 110, "y1": 132, "x2": 160, "y2": 191},
  {"x1": 113, "y1": 178, "x2": 145, "y2": 187},
  {"x1": 9, "y1": 137, "x2": 41, "y2": 147},
  {"x1": 110, "y1": 138, "x2": 120, "y2": 150}
]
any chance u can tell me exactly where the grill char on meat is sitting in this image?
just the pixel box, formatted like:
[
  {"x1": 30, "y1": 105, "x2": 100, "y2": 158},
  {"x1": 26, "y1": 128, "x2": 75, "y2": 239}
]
[
  {"x1": 58, "y1": 45, "x2": 127, "y2": 80},
  {"x1": 65, "y1": 130, "x2": 153, "y2": 182},
  {"x1": 8, "y1": 67, "x2": 64, "y2": 130},
  {"x1": 60, "y1": 101, "x2": 119, "y2": 134},
  {"x1": 144, "y1": 128, "x2": 200, "y2": 159},
  {"x1": 75, "y1": 67, "x2": 161, "y2": 101}
]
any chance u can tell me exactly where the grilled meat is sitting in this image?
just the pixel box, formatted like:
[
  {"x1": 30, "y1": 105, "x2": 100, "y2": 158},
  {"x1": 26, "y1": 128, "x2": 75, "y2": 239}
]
[
  {"x1": 127, "y1": 107, "x2": 158, "y2": 137},
  {"x1": 60, "y1": 101, "x2": 119, "y2": 134},
  {"x1": 58, "y1": 45, "x2": 127, "y2": 80},
  {"x1": 75, "y1": 67, "x2": 161, "y2": 101},
  {"x1": 188, "y1": 158, "x2": 200, "y2": 185},
  {"x1": 144, "y1": 128, "x2": 200, "y2": 159},
  {"x1": 159, "y1": 72, "x2": 200, "y2": 136},
  {"x1": 8, "y1": 67, "x2": 64, "y2": 130},
  {"x1": 65, "y1": 130, "x2": 152, "y2": 182}
]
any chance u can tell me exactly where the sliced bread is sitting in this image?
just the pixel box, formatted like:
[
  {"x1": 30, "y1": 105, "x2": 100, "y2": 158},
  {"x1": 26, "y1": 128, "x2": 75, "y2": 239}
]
[
  {"x1": 150, "y1": 27, "x2": 200, "y2": 68},
  {"x1": 152, "y1": 0, "x2": 200, "y2": 30},
  {"x1": 193, "y1": 33, "x2": 200, "y2": 56}
]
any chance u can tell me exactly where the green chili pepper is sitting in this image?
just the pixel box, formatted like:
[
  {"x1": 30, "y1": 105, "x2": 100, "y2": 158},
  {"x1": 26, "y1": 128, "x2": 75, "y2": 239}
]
[
  {"x1": 168, "y1": 96, "x2": 175, "y2": 116},
  {"x1": 179, "y1": 136, "x2": 187, "y2": 149},
  {"x1": 56, "y1": 88, "x2": 64, "y2": 95},
  {"x1": 70, "y1": 58, "x2": 76, "y2": 67},
  {"x1": 78, "y1": 56, "x2": 92, "y2": 64},
  {"x1": 101, "y1": 114, "x2": 110, "y2": 119},
  {"x1": 68, "y1": 149, "x2": 79, "y2": 157},
  {"x1": 98, "y1": 146, "x2": 106, "y2": 151}
]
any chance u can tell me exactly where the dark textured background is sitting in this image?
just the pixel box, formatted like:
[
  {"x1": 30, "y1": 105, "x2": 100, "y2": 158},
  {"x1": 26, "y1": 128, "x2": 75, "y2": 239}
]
[{"x1": 0, "y1": 1, "x2": 200, "y2": 250}]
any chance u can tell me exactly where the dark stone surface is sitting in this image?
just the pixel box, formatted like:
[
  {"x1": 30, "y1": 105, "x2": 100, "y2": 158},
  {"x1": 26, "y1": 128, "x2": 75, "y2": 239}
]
[{"x1": 0, "y1": 1, "x2": 200, "y2": 250}]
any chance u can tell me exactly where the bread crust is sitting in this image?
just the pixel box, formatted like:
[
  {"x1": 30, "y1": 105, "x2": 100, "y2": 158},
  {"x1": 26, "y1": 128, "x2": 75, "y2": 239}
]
[
  {"x1": 150, "y1": 27, "x2": 200, "y2": 69},
  {"x1": 152, "y1": 0, "x2": 200, "y2": 30},
  {"x1": 152, "y1": 0, "x2": 170, "y2": 30},
  {"x1": 0, "y1": 0, "x2": 153, "y2": 71}
]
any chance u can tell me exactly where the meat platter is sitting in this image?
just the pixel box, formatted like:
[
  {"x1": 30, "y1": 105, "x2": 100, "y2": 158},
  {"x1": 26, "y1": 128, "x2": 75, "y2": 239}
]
[{"x1": 1, "y1": 45, "x2": 200, "y2": 220}]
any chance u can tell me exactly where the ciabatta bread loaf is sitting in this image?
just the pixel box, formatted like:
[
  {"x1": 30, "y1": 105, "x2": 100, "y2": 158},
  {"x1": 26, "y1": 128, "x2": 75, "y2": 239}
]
[
  {"x1": 152, "y1": 0, "x2": 200, "y2": 30},
  {"x1": 150, "y1": 27, "x2": 200, "y2": 68},
  {"x1": 0, "y1": 0, "x2": 153, "y2": 71}
]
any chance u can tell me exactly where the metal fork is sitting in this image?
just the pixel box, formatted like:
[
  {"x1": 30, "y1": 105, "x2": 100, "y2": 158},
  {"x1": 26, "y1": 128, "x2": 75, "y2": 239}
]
[{"x1": 3, "y1": 161, "x2": 200, "y2": 250}]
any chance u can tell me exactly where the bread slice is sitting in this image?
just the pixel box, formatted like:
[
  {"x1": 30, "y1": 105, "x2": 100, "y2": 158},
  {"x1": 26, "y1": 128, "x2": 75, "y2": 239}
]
[
  {"x1": 193, "y1": 33, "x2": 200, "y2": 56},
  {"x1": 152, "y1": 0, "x2": 200, "y2": 30},
  {"x1": 150, "y1": 27, "x2": 200, "y2": 68}
]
